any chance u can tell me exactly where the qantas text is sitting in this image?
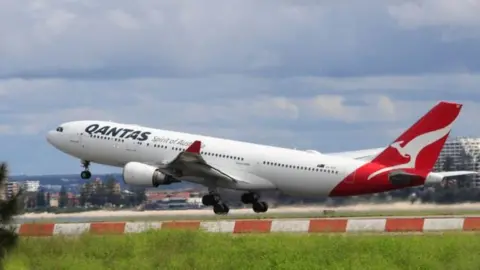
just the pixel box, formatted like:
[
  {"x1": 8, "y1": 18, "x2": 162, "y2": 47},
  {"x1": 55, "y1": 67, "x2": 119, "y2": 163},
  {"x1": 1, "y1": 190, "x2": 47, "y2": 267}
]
[
  {"x1": 85, "y1": 124, "x2": 151, "y2": 141},
  {"x1": 85, "y1": 124, "x2": 206, "y2": 148}
]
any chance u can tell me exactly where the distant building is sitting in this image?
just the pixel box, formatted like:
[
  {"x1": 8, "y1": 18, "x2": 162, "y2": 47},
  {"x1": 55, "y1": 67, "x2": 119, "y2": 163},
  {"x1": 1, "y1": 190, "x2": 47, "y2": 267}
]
[
  {"x1": 113, "y1": 182, "x2": 121, "y2": 194},
  {"x1": 0, "y1": 181, "x2": 5, "y2": 200},
  {"x1": 91, "y1": 178, "x2": 103, "y2": 193},
  {"x1": 6, "y1": 182, "x2": 20, "y2": 198},
  {"x1": 434, "y1": 136, "x2": 480, "y2": 187},
  {"x1": 21, "y1": 180, "x2": 40, "y2": 192}
]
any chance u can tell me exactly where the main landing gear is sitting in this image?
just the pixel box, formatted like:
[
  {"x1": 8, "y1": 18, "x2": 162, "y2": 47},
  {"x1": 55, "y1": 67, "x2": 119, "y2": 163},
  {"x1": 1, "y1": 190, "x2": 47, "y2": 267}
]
[
  {"x1": 241, "y1": 192, "x2": 268, "y2": 213},
  {"x1": 202, "y1": 191, "x2": 269, "y2": 215},
  {"x1": 202, "y1": 192, "x2": 229, "y2": 215},
  {"x1": 80, "y1": 160, "x2": 92, "y2": 179}
]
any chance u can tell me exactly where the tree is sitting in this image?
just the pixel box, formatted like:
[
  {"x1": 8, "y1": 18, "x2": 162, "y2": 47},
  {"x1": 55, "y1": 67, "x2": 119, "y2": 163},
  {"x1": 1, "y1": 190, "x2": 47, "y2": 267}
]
[
  {"x1": 79, "y1": 181, "x2": 91, "y2": 207},
  {"x1": 0, "y1": 162, "x2": 22, "y2": 262},
  {"x1": 132, "y1": 187, "x2": 147, "y2": 205},
  {"x1": 104, "y1": 175, "x2": 121, "y2": 206},
  {"x1": 90, "y1": 181, "x2": 106, "y2": 206},
  {"x1": 59, "y1": 185, "x2": 68, "y2": 208},
  {"x1": 36, "y1": 188, "x2": 46, "y2": 208},
  {"x1": 45, "y1": 192, "x2": 51, "y2": 207}
]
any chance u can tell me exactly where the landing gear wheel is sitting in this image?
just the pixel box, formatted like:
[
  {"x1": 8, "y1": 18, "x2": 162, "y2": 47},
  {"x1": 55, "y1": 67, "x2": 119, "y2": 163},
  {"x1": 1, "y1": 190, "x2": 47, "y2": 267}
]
[
  {"x1": 80, "y1": 160, "x2": 91, "y2": 179},
  {"x1": 252, "y1": 201, "x2": 268, "y2": 213},
  {"x1": 202, "y1": 194, "x2": 220, "y2": 206},
  {"x1": 213, "y1": 203, "x2": 229, "y2": 215},
  {"x1": 80, "y1": 170, "x2": 91, "y2": 179}
]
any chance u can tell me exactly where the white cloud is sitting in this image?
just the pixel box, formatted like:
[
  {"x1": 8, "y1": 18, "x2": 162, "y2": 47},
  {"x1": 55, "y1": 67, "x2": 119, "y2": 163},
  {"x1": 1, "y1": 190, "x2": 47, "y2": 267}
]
[
  {"x1": 107, "y1": 9, "x2": 140, "y2": 30},
  {"x1": 389, "y1": 0, "x2": 480, "y2": 29},
  {"x1": 0, "y1": 125, "x2": 14, "y2": 135},
  {"x1": 310, "y1": 95, "x2": 349, "y2": 120},
  {"x1": 1, "y1": 72, "x2": 479, "y2": 137},
  {"x1": 389, "y1": 0, "x2": 480, "y2": 41},
  {"x1": 0, "y1": 1, "x2": 480, "y2": 174},
  {"x1": 295, "y1": 73, "x2": 480, "y2": 92},
  {"x1": 305, "y1": 94, "x2": 398, "y2": 123},
  {"x1": 0, "y1": 0, "x2": 479, "y2": 79}
]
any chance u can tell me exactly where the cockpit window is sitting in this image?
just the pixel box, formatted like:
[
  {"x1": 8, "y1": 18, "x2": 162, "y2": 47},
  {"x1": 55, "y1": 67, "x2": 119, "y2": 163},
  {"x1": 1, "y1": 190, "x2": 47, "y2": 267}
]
[{"x1": 56, "y1": 127, "x2": 63, "y2": 132}]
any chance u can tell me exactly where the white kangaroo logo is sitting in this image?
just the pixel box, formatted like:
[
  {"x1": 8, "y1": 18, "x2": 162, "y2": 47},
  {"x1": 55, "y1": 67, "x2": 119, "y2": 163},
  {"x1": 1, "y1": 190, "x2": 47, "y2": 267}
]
[{"x1": 367, "y1": 122, "x2": 454, "y2": 181}]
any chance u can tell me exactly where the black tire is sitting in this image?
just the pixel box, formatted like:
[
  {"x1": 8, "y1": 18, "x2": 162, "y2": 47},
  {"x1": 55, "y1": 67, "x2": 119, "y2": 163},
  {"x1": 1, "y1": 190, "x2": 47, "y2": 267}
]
[
  {"x1": 252, "y1": 201, "x2": 268, "y2": 213},
  {"x1": 213, "y1": 203, "x2": 229, "y2": 215},
  {"x1": 259, "y1": 201, "x2": 268, "y2": 212},
  {"x1": 80, "y1": 170, "x2": 91, "y2": 179}
]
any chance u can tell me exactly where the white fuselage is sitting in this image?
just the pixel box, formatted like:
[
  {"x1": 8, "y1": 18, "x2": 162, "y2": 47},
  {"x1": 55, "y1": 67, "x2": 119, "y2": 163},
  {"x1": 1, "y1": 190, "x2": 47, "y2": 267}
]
[{"x1": 46, "y1": 120, "x2": 368, "y2": 197}]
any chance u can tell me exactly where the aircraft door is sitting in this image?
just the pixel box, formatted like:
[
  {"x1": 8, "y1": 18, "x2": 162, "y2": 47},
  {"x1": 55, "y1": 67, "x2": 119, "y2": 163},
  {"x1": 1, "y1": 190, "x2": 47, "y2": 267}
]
[
  {"x1": 79, "y1": 132, "x2": 87, "y2": 150},
  {"x1": 74, "y1": 132, "x2": 90, "y2": 156},
  {"x1": 125, "y1": 140, "x2": 139, "y2": 160},
  {"x1": 125, "y1": 140, "x2": 138, "y2": 151}
]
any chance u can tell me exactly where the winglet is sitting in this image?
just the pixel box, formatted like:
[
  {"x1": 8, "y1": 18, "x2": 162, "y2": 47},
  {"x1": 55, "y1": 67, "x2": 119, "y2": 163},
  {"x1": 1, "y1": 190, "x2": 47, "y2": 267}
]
[{"x1": 185, "y1": 140, "x2": 201, "y2": 154}]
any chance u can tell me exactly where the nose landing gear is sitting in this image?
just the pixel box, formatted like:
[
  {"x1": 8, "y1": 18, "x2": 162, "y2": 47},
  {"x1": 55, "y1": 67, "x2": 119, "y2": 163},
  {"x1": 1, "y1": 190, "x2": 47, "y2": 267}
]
[{"x1": 80, "y1": 160, "x2": 92, "y2": 179}]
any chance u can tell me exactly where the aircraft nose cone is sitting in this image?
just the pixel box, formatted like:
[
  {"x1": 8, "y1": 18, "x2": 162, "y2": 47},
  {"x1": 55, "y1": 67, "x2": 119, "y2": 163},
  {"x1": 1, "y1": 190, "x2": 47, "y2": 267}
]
[{"x1": 46, "y1": 130, "x2": 55, "y2": 145}]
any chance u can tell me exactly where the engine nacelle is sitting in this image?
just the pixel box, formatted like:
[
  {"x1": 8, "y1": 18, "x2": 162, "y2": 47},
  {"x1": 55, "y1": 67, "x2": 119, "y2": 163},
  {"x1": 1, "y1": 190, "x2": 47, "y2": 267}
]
[{"x1": 122, "y1": 162, "x2": 179, "y2": 187}]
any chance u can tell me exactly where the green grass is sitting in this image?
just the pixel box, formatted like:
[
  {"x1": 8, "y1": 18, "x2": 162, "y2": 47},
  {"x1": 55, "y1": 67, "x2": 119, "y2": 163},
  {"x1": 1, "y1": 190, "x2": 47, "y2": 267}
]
[
  {"x1": 22, "y1": 208, "x2": 480, "y2": 224},
  {"x1": 4, "y1": 230, "x2": 480, "y2": 270}
]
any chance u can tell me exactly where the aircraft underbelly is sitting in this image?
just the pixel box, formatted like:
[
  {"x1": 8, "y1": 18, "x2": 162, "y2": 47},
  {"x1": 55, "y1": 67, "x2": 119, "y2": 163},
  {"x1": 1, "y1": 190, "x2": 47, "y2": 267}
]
[{"x1": 261, "y1": 170, "x2": 340, "y2": 197}]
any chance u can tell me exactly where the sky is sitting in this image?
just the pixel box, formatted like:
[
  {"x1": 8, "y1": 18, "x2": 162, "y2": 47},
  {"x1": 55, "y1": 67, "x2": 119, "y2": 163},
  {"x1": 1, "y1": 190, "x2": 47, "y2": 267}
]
[{"x1": 2, "y1": 0, "x2": 480, "y2": 175}]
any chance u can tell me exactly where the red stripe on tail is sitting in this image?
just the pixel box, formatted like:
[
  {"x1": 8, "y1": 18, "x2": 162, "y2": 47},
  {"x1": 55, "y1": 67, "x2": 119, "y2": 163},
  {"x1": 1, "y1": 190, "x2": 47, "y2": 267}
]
[
  {"x1": 371, "y1": 101, "x2": 462, "y2": 173},
  {"x1": 330, "y1": 101, "x2": 463, "y2": 197}
]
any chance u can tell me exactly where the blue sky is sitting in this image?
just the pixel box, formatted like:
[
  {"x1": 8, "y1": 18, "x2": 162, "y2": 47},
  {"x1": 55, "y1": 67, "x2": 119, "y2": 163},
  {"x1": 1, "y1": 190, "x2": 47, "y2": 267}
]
[{"x1": 2, "y1": 0, "x2": 480, "y2": 175}]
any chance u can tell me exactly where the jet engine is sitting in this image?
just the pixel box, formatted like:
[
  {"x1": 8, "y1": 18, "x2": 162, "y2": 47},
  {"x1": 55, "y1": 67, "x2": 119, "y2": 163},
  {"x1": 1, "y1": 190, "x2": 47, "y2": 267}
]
[{"x1": 122, "y1": 162, "x2": 179, "y2": 187}]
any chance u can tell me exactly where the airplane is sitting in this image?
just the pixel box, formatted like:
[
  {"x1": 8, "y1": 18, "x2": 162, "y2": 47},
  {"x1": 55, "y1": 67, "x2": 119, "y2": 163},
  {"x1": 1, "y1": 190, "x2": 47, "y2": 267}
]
[{"x1": 46, "y1": 101, "x2": 477, "y2": 215}]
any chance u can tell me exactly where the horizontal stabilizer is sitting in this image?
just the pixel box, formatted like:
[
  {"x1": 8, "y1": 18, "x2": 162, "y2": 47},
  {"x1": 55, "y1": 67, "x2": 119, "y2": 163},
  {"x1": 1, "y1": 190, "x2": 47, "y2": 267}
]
[
  {"x1": 435, "y1": 171, "x2": 479, "y2": 178},
  {"x1": 425, "y1": 171, "x2": 479, "y2": 184}
]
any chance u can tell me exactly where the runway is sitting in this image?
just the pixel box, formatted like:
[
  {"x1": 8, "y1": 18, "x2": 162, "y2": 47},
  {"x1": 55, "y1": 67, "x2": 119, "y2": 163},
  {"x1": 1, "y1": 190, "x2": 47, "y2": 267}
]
[{"x1": 14, "y1": 202, "x2": 480, "y2": 223}]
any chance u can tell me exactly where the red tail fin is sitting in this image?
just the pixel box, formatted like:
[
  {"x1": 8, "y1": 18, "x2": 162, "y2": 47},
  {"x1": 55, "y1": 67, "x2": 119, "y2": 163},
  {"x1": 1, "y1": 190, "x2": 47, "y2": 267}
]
[{"x1": 370, "y1": 101, "x2": 462, "y2": 176}]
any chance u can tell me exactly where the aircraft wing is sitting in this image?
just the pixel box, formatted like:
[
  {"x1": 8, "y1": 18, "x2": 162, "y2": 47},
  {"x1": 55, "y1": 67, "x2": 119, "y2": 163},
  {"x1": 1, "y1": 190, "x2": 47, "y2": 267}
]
[
  {"x1": 326, "y1": 147, "x2": 385, "y2": 161},
  {"x1": 155, "y1": 140, "x2": 276, "y2": 191}
]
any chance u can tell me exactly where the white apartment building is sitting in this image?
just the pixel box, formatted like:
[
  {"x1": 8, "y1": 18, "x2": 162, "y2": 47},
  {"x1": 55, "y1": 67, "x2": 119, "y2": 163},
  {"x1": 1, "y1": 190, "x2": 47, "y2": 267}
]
[
  {"x1": 434, "y1": 136, "x2": 480, "y2": 187},
  {"x1": 21, "y1": 180, "x2": 40, "y2": 192},
  {"x1": 0, "y1": 182, "x2": 5, "y2": 200},
  {"x1": 1, "y1": 181, "x2": 20, "y2": 199}
]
